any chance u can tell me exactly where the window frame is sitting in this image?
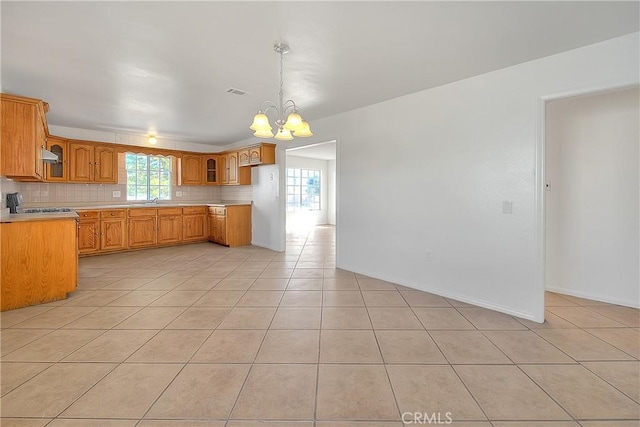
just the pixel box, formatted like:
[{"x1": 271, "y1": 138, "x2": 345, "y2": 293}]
[
  {"x1": 125, "y1": 153, "x2": 172, "y2": 201},
  {"x1": 286, "y1": 168, "x2": 321, "y2": 212}
]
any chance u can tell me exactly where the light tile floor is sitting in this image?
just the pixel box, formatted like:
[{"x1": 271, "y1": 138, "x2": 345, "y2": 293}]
[{"x1": 1, "y1": 225, "x2": 639, "y2": 426}]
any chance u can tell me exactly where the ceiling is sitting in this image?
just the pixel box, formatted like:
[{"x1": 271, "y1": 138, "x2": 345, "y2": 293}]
[
  {"x1": 2, "y1": 2, "x2": 638, "y2": 146},
  {"x1": 287, "y1": 141, "x2": 336, "y2": 161}
]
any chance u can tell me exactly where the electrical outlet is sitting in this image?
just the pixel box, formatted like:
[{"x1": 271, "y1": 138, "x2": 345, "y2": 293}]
[
  {"x1": 112, "y1": 191, "x2": 121, "y2": 198},
  {"x1": 176, "y1": 191, "x2": 183, "y2": 197},
  {"x1": 502, "y1": 201, "x2": 513, "y2": 214},
  {"x1": 425, "y1": 250, "x2": 433, "y2": 260}
]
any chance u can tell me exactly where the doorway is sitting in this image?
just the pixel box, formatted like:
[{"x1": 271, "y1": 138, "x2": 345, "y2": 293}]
[
  {"x1": 285, "y1": 141, "x2": 337, "y2": 237},
  {"x1": 544, "y1": 86, "x2": 639, "y2": 308}
]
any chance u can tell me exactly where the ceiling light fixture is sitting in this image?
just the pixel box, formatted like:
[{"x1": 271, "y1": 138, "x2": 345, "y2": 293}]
[
  {"x1": 250, "y1": 43, "x2": 313, "y2": 141},
  {"x1": 148, "y1": 136, "x2": 157, "y2": 145}
]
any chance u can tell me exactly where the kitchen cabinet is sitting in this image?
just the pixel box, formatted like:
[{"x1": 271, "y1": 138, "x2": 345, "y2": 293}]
[
  {"x1": 1, "y1": 217, "x2": 78, "y2": 311},
  {"x1": 208, "y1": 205, "x2": 252, "y2": 247},
  {"x1": 128, "y1": 209, "x2": 157, "y2": 248},
  {"x1": 221, "y1": 151, "x2": 251, "y2": 186},
  {"x1": 46, "y1": 136, "x2": 68, "y2": 181},
  {"x1": 180, "y1": 153, "x2": 203, "y2": 185},
  {"x1": 182, "y1": 206, "x2": 207, "y2": 241},
  {"x1": 77, "y1": 210, "x2": 101, "y2": 254},
  {"x1": 69, "y1": 141, "x2": 117, "y2": 183},
  {"x1": 203, "y1": 154, "x2": 219, "y2": 185},
  {"x1": 78, "y1": 209, "x2": 127, "y2": 253},
  {"x1": 239, "y1": 143, "x2": 276, "y2": 167},
  {"x1": 94, "y1": 145, "x2": 117, "y2": 182},
  {"x1": 157, "y1": 208, "x2": 183, "y2": 244},
  {"x1": 227, "y1": 152, "x2": 239, "y2": 184},
  {"x1": 100, "y1": 209, "x2": 127, "y2": 251},
  {"x1": 0, "y1": 93, "x2": 48, "y2": 181}
]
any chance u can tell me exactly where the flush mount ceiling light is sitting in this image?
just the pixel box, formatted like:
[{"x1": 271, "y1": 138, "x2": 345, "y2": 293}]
[
  {"x1": 250, "y1": 43, "x2": 313, "y2": 141},
  {"x1": 148, "y1": 136, "x2": 157, "y2": 145}
]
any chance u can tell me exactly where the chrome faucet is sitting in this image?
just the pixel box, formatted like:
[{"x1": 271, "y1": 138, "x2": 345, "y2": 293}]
[{"x1": 145, "y1": 198, "x2": 158, "y2": 204}]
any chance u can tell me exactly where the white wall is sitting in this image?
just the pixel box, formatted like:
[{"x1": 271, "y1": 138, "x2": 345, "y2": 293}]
[
  {"x1": 251, "y1": 164, "x2": 283, "y2": 251},
  {"x1": 286, "y1": 155, "x2": 330, "y2": 226},
  {"x1": 234, "y1": 33, "x2": 639, "y2": 322},
  {"x1": 327, "y1": 159, "x2": 336, "y2": 225},
  {"x1": 546, "y1": 87, "x2": 639, "y2": 308}
]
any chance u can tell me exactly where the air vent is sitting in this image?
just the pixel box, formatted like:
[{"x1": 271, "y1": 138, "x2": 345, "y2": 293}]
[{"x1": 226, "y1": 87, "x2": 249, "y2": 96}]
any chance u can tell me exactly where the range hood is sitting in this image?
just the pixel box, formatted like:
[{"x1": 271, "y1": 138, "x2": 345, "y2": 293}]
[{"x1": 42, "y1": 148, "x2": 59, "y2": 163}]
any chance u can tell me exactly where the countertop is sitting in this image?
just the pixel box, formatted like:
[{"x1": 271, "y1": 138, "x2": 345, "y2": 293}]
[
  {"x1": 71, "y1": 202, "x2": 251, "y2": 210},
  {"x1": 0, "y1": 211, "x2": 79, "y2": 223},
  {"x1": 1, "y1": 202, "x2": 251, "y2": 223}
]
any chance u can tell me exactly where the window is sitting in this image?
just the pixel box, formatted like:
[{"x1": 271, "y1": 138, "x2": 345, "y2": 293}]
[
  {"x1": 286, "y1": 168, "x2": 321, "y2": 211},
  {"x1": 125, "y1": 153, "x2": 172, "y2": 201}
]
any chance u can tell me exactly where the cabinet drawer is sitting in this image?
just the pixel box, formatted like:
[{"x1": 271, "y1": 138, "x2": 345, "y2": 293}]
[
  {"x1": 128, "y1": 208, "x2": 157, "y2": 217},
  {"x1": 182, "y1": 206, "x2": 206, "y2": 215},
  {"x1": 157, "y1": 207, "x2": 182, "y2": 216},
  {"x1": 100, "y1": 209, "x2": 125, "y2": 219},
  {"x1": 77, "y1": 210, "x2": 99, "y2": 219}
]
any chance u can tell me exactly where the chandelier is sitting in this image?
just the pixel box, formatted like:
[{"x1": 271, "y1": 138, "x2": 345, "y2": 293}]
[{"x1": 250, "y1": 43, "x2": 313, "y2": 140}]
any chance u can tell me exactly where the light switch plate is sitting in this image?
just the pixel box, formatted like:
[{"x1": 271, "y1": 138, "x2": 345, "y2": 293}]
[
  {"x1": 176, "y1": 191, "x2": 183, "y2": 197},
  {"x1": 112, "y1": 191, "x2": 121, "y2": 198},
  {"x1": 502, "y1": 201, "x2": 513, "y2": 214}
]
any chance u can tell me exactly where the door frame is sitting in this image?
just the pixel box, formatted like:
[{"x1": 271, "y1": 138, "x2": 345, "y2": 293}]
[{"x1": 534, "y1": 82, "x2": 638, "y2": 322}]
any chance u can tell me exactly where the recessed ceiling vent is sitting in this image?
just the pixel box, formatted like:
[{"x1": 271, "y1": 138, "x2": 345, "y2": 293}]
[{"x1": 226, "y1": 87, "x2": 249, "y2": 96}]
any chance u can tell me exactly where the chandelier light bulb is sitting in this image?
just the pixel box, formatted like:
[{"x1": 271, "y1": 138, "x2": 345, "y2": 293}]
[
  {"x1": 250, "y1": 112, "x2": 271, "y2": 131},
  {"x1": 283, "y1": 112, "x2": 304, "y2": 131},
  {"x1": 274, "y1": 127, "x2": 294, "y2": 141},
  {"x1": 254, "y1": 128, "x2": 275, "y2": 138},
  {"x1": 293, "y1": 121, "x2": 313, "y2": 138}
]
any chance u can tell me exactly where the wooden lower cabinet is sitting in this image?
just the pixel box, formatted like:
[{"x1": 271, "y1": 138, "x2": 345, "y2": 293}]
[
  {"x1": 100, "y1": 209, "x2": 127, "y2": 252},
  {"x1": 77, "y1": 211, "x2": 101, "y2": 255},
  {"x1": 128, "y1": 215, "x2": 157, "y2": 248},
  {"x1": 209, "y1": 214, "x2": 227, "y2": 245},
  {"x1": 77, "y1": 205, "x2": 248, "y2": 256},
  {"x1": 157, "y1": 208, "x2": 183, "y2": 244},
  {"x1": 208, "y1": 205, "x2": 251, "y2": 247},
  {"x1": 1, "y1": 218, "x2": 78, "y2": 311},
  {"x1": 182, "y1": 207, "x2": 207, "y2": 241}
]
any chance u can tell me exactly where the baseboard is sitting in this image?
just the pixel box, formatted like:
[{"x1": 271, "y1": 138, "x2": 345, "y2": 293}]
[
  {"x1": 546, "y1": 286, "x2": 640, "y2": 309},
  {"x1": 336, "y1": 263, "x2": 541, "y2": 323},
  {"x1": 251, "y1": 240, "x2": 283, "y2": 252}
]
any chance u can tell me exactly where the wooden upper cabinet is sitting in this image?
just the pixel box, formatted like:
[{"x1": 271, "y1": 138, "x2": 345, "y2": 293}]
[
  {"x1": 180, "y1": 154, "x2": 203, "y2": 185},
  {"x1": 239, "y1": 143, "x2": 276, "y2": 167},
  {"x1": 94, "y1": 145, "x2": 117, "y2": 183},
  {"x1": 46, "y1": 136, "x2": 68, "y2": 181},
  {"x1": 238, "y1": 149, "x2": 250, "y2": 167},
  {"x1": 219, "y1": 154, "x2": 228, "y2": 184},
  {"x1": 0, "y1": 93, "x2": 48, "y2": 181},
  {"x1": 69, "y1": 142, "x2": 94, "y2": 182},
  {"x1": 68, "y1": 141, "x2": 117, "y2": 183},
  {"x1": 227, "y1": 152, "x2": 239, "y2": 184},
  {"x1": 203, "y1": 155, "x2": 218, "y2": 185}
]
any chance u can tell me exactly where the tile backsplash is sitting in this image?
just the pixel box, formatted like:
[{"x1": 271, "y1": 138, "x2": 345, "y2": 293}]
[{"x1": 1, "y1": 177, "x2": 252, "y2": 208}]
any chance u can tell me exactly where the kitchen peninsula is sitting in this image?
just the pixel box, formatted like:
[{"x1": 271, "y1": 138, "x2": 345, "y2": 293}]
[{"x1": 0, "y1": 211, "x2": 78, "y2": 311}]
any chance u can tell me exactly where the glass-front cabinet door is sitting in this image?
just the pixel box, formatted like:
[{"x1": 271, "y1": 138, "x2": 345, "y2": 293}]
[
  {"x1": 45, "y1": 136, "x2": 68, "y2": 181},
  {"x1": 204, "y1": 155, "x2": 218, "y2": 185}
]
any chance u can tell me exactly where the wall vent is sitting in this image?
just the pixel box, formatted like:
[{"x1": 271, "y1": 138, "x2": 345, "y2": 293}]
[{"x1": 226, "y1": 87, "x2": 249, "y2": 96}]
